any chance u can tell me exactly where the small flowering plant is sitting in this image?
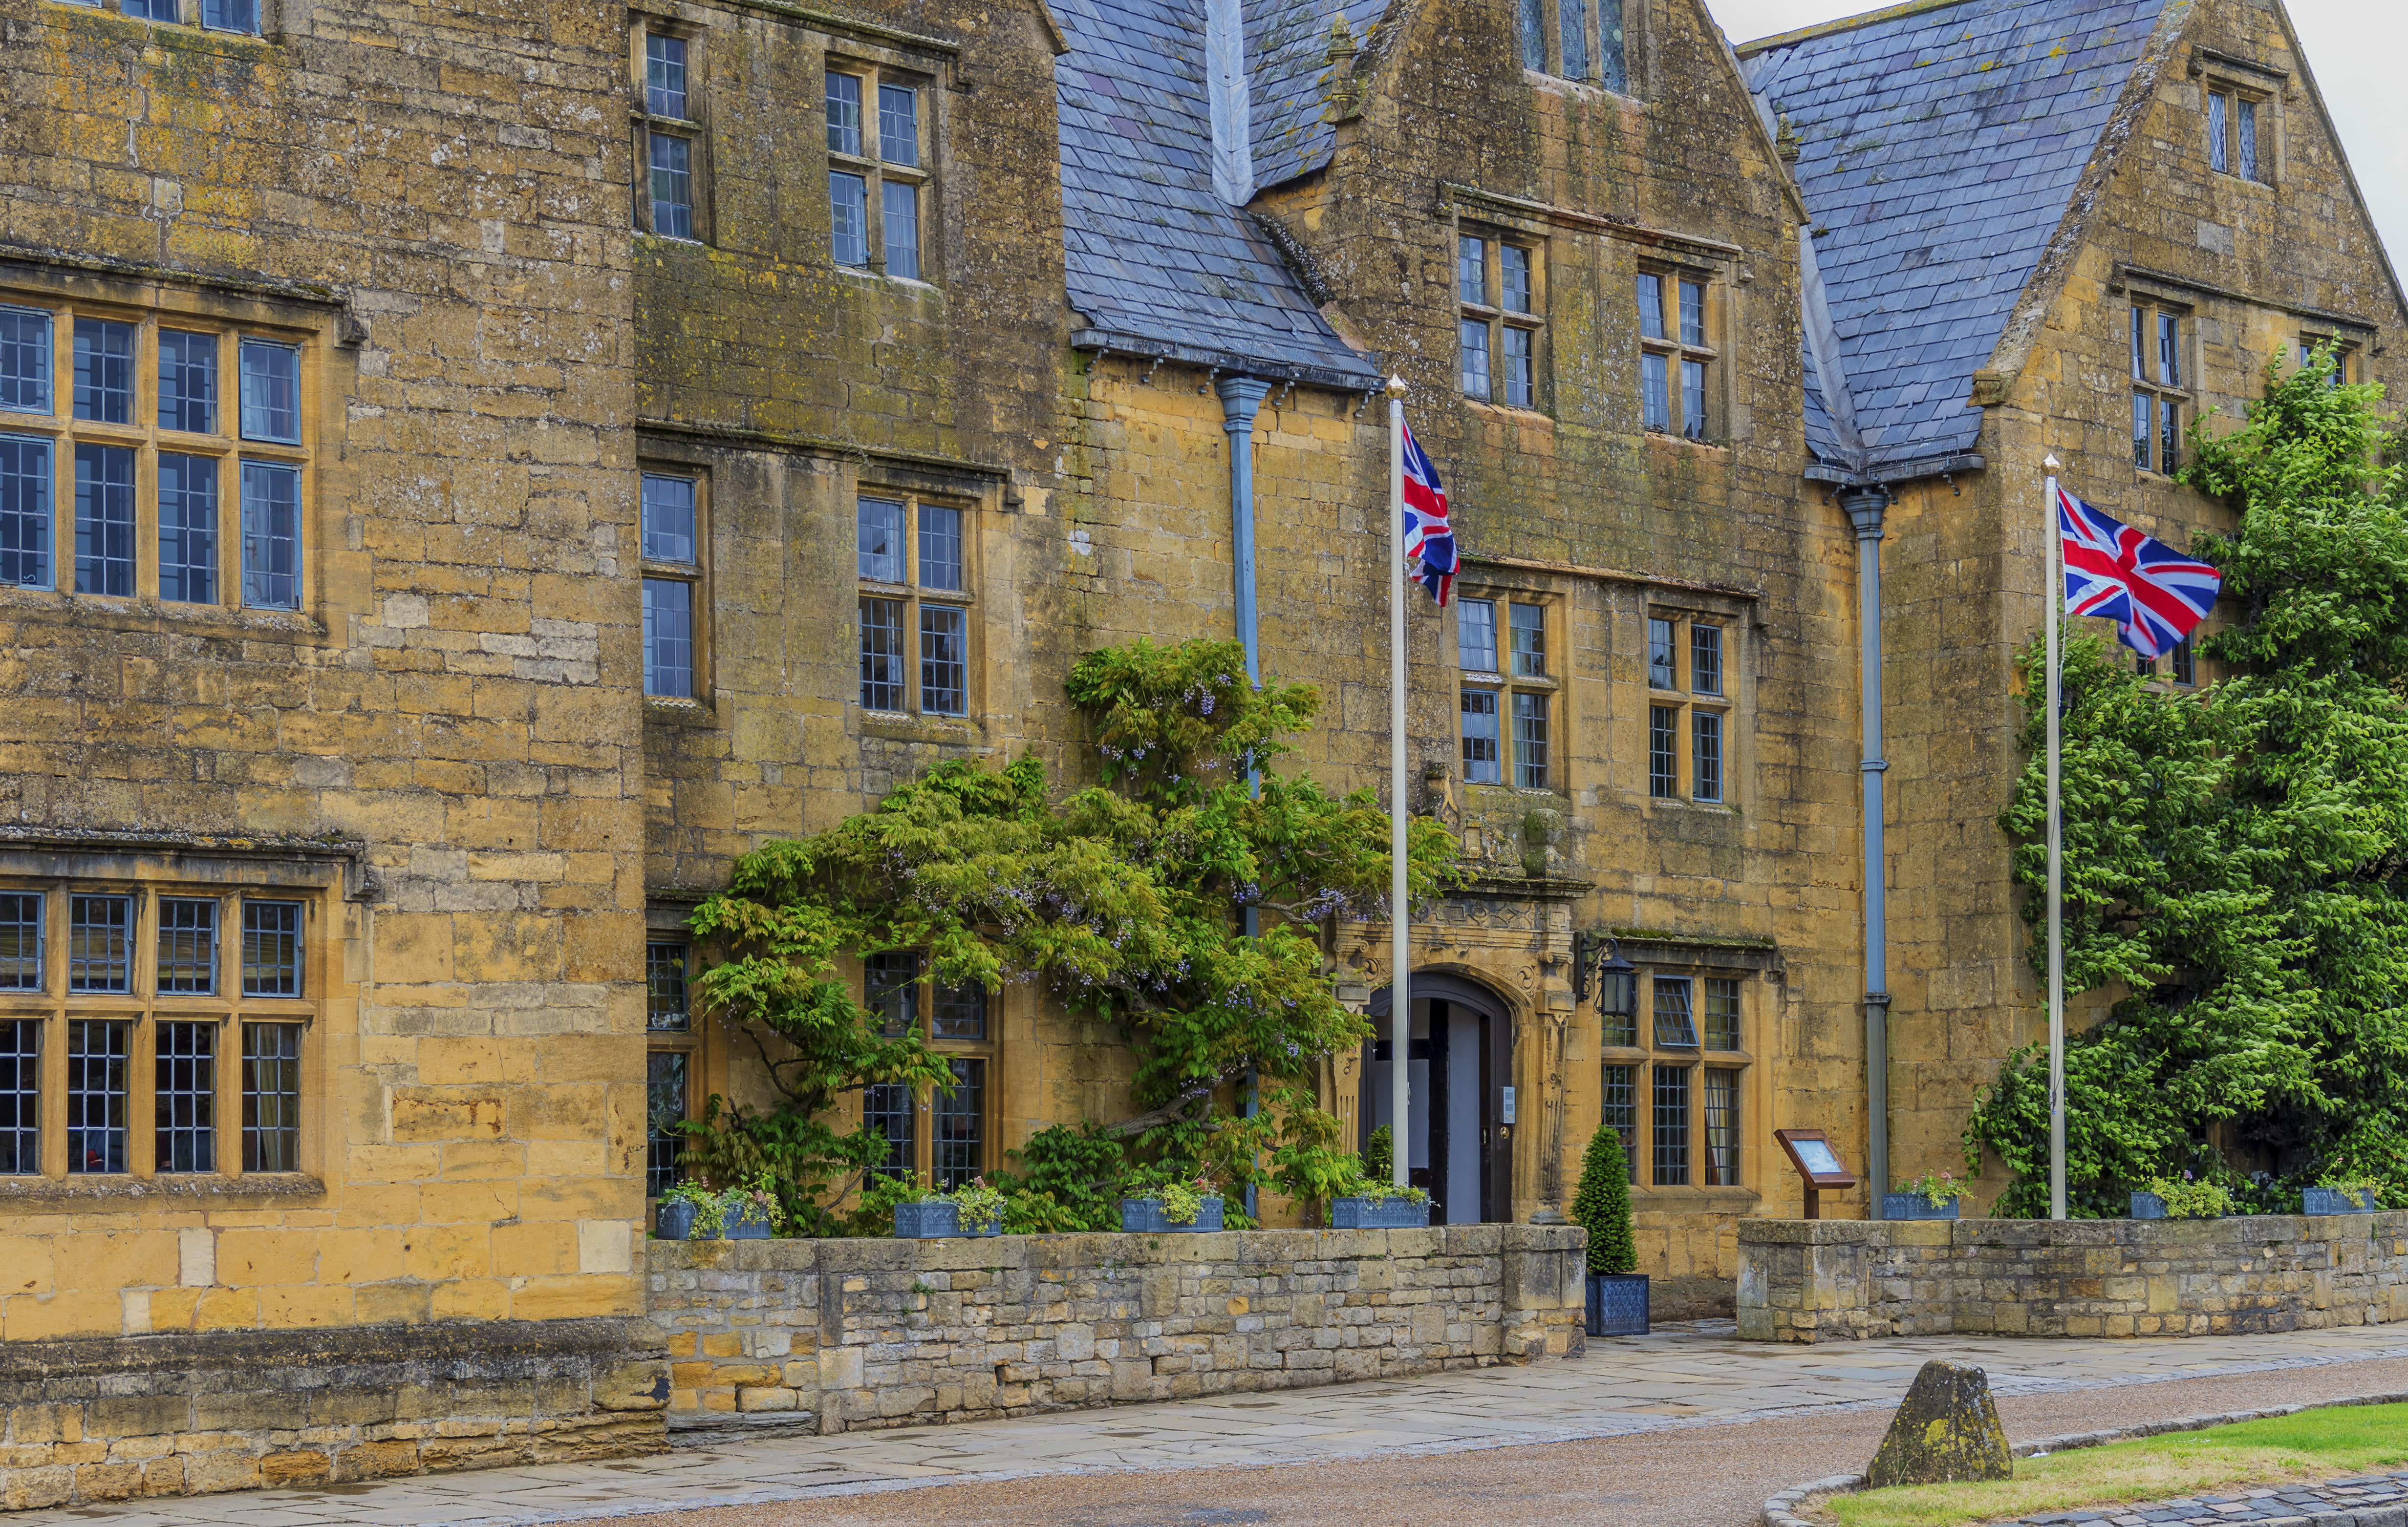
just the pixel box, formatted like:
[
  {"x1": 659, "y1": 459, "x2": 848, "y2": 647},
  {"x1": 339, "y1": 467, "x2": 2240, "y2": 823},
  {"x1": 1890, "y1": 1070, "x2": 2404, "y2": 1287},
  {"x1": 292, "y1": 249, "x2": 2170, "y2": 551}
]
[
  {"x1": 1892, "y1": 1170, "x2": 1964, "y2": 1207},
  {"x1": 949, "y1": 1176, "x2": 1009, "y2": 1234}
]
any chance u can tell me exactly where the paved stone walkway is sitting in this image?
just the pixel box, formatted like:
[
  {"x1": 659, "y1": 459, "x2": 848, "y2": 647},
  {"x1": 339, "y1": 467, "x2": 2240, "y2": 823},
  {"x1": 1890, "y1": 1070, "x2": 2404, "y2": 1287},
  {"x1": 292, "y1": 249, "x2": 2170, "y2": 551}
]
[
  {"x1": 2014, "y1": 1469, "x2": 2408, "y2": 1525},
  {"x1": 33, "y1": 1322, "x2": 2408, "y2": 1527}
]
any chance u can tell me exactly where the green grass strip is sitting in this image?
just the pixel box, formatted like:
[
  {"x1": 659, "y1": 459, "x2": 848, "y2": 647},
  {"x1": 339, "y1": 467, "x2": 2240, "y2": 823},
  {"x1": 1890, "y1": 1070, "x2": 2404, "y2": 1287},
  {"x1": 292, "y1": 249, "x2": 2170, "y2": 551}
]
[{"x1": 1816, "y1": 1401, "x2": 2408, "y2": 1527}]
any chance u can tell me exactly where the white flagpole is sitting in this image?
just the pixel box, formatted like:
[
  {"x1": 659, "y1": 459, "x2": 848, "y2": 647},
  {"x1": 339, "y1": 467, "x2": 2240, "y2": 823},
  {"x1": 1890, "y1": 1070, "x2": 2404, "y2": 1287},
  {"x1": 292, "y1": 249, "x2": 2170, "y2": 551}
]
[
  {"x1": 2043, "y1": 454, "x2": 2067, "y2": 1222},
  {"x1": 1388, "y1": 376, "x2": 1411, "y2": 1189}
]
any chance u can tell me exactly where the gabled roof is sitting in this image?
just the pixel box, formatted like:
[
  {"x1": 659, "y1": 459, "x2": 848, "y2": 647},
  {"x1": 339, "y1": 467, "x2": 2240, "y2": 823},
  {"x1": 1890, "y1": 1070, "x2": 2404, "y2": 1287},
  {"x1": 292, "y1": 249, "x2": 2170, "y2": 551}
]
[
  {"x1": 1054, "y1": 0, "x2": 1382, "y2": 386},
  {"x1": 1246, "y1": 0, "x2": 1390, "y2": 191},
  {"x1": 1741, "y1": 0, "x2": 2172, "y2": 475}
]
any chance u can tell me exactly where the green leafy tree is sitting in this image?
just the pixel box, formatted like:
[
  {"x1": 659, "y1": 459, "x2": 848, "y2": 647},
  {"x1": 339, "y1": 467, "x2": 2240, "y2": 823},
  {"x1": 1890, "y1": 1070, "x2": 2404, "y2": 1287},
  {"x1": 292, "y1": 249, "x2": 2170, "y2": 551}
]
[
  {"x1": 1971, "y1": 347, "x2": 2408, "y2": 1212},
  {"x1": 679, "y1": 637, "x2": 1458, "y2": 1232},
  {"x1": 1569, "y1": 1124, "x2": 1636, "y2": 1274}
]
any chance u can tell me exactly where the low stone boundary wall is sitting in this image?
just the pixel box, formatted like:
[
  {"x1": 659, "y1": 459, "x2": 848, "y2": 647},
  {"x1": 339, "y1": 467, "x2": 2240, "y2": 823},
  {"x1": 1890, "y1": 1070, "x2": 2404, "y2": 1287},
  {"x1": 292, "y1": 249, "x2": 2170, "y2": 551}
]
[
  {"x1": 648, "y1": 1225, "x2": 1588, "y2": 1435},
  {"x1": 1739, "y1": 1213, "x2": 2408, "y2": 1342},
  {"x1": 0, "y1": 1316, "x2": 667, "y2": 1510}
]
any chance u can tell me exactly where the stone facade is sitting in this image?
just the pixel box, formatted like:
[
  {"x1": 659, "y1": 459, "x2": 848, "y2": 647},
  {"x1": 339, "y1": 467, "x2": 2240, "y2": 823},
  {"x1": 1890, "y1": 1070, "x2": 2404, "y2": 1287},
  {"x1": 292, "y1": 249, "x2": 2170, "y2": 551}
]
[
  {"x1": 1748, "y1": 0, "x2": 2408, "y2": 1204},
  {"x1": 1738, "y1": 1213, "x2": 2408, "y2": 1344},
  {"x1": 0, "y1": 0, "x2": 2403, "y2": 1503},
  {"x1": 647, "y1": 1225, "x2": 1587, "y2": 1434}
]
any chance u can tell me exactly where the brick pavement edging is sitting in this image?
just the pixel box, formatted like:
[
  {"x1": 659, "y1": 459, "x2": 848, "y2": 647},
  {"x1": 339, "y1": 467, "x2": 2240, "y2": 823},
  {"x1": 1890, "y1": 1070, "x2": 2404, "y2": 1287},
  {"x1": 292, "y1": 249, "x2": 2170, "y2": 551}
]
[
  {"x1": 1759, "y1": 1392, "x2": 2408, "y2": 1527},
  {"x1": 649, "y1": 1224, "x2": 1588, "y2": 1437}
]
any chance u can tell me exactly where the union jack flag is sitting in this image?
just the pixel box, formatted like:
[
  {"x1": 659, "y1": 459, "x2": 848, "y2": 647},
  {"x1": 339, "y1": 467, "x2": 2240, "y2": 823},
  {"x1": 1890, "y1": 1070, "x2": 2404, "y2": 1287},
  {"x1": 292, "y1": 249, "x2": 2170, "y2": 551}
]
[
  {"x1": 2057, "y1": 486, "x2": 2221, "y2": 660},
  {"x1": 1401, "y1": 420, "x2": 1457, "y2": 607}
]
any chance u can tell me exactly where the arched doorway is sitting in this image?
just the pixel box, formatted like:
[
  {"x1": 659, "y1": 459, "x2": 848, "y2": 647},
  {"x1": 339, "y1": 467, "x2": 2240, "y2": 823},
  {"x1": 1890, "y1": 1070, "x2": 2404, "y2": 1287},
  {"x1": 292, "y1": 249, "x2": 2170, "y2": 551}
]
[{"x1": 1362, "y1": 973, "x2": 1514, "y2": 1224}]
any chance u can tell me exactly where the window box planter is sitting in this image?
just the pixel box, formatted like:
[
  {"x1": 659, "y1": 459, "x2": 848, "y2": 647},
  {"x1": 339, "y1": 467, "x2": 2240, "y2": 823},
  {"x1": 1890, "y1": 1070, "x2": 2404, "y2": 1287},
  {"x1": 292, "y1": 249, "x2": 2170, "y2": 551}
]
[
  {"x1": 1882, "y1": 1193, "x2": 1961, "y2": 1221},
  {"x1": 1120, "y1": 1196, "x2": 1224, "y2": 1233},
  {"x1": 1330, "y1": 1196, "x2": 1429, "y2": 1230},
  {"x1": 1587, "y1": 1272, "x2": 1650, "y2": 1337},
  {"x1": 2304, "y1": 1188, "x2": 2382, "y2": 1215},
  {"x1": 727, "y1": 1201, "x2": 775, "y2": 1240},
  {"x1": 2129, "y1": 1191, "x2": 2167, "y2": 1220},
  {"x1": 655, "y1": 1199, "x2": 701, "y2": 1241},
  {"x1": 893, "y1": 1200, "x2": 961, "y2": 1239}
]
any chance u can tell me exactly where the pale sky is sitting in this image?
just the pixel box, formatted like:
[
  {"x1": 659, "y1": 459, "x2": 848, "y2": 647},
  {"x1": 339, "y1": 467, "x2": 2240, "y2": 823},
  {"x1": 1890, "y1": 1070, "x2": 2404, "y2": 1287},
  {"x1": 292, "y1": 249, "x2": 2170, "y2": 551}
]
[{"x1": 1704, "y1": 0, "x2": 2407, "y2": 274}]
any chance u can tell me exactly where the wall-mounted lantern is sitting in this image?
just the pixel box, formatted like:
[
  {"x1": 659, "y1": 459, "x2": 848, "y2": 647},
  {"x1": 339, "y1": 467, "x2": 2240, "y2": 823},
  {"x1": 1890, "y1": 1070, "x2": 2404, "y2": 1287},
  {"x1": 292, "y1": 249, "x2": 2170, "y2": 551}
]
[{"x1": 1572, "y1": 931, "x2": 1637, "y2": 1024}]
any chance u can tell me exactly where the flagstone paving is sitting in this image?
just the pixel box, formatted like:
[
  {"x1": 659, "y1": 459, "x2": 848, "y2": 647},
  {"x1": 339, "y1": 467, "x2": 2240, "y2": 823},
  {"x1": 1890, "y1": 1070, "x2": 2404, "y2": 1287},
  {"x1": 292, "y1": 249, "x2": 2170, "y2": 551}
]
[{"x1": 34, "y1": 1321, "x2": 2408, "y2": 1527}]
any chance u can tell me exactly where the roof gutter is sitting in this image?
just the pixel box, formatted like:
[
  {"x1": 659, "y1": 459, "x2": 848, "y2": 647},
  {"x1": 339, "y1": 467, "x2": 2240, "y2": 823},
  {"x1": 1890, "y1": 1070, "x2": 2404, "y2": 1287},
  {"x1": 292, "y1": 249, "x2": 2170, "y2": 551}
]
[{"x1": 1069, "y1": 328, "x2": 1384, "y2": 392}]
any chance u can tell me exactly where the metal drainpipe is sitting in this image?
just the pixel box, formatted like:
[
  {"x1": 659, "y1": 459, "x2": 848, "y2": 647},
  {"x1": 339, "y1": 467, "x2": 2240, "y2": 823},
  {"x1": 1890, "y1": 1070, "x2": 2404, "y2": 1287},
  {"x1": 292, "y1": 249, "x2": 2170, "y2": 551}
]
[
  {"x1": 1839, "y1": 483, "x2": 1894, "y2": 1219},
  {"x1": 1217, "y1": 375, "x2": 1273, "y2": 1221}
]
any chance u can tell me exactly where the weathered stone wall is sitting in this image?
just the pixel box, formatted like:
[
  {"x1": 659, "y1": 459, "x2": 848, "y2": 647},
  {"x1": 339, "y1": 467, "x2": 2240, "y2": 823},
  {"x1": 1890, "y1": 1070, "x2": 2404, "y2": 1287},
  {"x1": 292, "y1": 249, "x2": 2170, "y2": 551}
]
[
  {"x1": 0, "y1": 0, "x2": 650, "y2": 1337},
  {"x1": 1866, "y1": 0, "x2": 2408, "y2": 1202},
  {"x1": 1738, "y1": 1213, "x2": 2408, "y2": 1344},
  {"x1": 0, "y1": 1318, "x2": 666, "y2": 1510},
  {"x1": 649, "y1": 1226, "x2": 1587, "y2": 1435}
]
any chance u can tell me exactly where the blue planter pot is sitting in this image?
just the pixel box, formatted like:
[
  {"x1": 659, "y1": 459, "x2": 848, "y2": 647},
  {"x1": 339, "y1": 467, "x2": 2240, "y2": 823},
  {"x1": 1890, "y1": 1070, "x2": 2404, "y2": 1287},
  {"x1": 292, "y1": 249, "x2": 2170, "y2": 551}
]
[
  {"x1": 1330, "y1": 1196, "x2": 1430, "y2": 1229},
  {"x1": 1120, "y1": 1196, "x2": 1224, "y2": 1233},
  {"x1": 726, "y1": 1200, "x2": 774, "y2": 1240},
  {"x1": 2304, "y1": 1188, "x2": 2382, "y2": 1215},
  {"x1": 1587, "y1": 1273, "x2": 1649, "y2": 1337},
  {"x1": 655, "y1": 1199, "x2": 701, "y2": 1240},
  {"x1": 1883, "y1": 1193, "x2": 1961, "y2": 1221},
  {"x1": 893, "y1": 1200, "x2": 961, "y2": 1239},
  {"x1": 2130, "y1": 1191, "x2": 2168, "y2": 1220}
]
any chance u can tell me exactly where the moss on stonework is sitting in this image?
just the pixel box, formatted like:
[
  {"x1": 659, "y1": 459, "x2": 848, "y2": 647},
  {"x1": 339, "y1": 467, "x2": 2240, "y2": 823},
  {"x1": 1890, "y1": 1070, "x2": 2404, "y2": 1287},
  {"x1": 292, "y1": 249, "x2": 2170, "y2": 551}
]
[{"x1": 1865, "y1": 1358, "x2": 2011, "y2": 1487}]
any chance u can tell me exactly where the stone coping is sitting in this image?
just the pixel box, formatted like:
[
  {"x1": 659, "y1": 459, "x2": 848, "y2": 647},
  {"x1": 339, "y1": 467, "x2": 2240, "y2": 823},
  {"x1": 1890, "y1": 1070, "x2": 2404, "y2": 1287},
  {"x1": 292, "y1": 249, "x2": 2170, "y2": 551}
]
[
  {"x1": 1740, "y1": 1212, "x2": 2408, "y2": 1246},
  {"x1": 646, "y1": 1222, "x2": 1587, "y2": 1271},
  {"x1": 1760, "y1": 1392, "x2": 2408, "y2": 1527}
]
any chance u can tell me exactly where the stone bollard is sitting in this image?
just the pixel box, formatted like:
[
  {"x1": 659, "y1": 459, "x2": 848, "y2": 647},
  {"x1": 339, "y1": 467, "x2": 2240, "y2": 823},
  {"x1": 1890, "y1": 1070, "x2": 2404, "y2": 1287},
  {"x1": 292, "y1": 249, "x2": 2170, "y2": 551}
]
[{"x1": 1865, "y1": 1358, "x2": 2013, "y2": 1487}]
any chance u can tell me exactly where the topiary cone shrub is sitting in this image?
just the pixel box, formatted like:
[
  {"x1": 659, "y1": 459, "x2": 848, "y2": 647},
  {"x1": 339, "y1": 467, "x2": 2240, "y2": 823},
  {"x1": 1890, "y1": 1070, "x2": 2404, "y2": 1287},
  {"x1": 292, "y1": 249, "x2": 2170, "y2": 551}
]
[{"x1": 1571, "y1": 1124, "x2": 1637, "y2": 1275}]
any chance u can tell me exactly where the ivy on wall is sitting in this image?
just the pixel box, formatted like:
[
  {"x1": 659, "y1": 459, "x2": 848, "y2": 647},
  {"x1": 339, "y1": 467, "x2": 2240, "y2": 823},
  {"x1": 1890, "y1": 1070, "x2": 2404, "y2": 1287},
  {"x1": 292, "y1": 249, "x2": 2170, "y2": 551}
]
[{"x1": 1970, "y1": 350, "x2": 2408, "y2": 1215}]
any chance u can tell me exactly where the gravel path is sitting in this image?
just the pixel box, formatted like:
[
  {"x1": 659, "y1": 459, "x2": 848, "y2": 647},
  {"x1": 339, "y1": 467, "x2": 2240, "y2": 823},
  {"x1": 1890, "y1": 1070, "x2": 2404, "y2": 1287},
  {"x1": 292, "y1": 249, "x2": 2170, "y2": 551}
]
[{"x1": 608, "y1": 1357, "x2": 2408, "y2": 1527}]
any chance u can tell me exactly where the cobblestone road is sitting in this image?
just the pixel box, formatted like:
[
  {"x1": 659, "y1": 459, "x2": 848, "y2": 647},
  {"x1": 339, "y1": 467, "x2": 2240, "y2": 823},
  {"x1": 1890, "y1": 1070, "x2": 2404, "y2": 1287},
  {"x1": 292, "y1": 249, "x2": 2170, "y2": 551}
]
[{"x1": 35, "y1": 1322, "x2": 2408, "y2": 1527}]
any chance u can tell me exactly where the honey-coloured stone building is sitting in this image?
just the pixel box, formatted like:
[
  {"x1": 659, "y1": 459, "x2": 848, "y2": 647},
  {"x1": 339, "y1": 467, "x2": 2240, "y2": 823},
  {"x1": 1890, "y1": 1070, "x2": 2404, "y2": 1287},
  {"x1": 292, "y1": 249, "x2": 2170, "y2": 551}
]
[{"x1": 0, "y1": 0, "x2": 2395, "y2": 1502}]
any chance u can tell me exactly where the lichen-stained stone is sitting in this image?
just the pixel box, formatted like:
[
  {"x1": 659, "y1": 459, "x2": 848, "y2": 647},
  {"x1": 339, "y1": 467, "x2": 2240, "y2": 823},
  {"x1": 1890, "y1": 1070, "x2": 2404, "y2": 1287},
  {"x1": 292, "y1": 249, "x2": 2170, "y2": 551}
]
[{"x1": 1865, "y1": 1359, "x2": 2011, "y2": 1488}]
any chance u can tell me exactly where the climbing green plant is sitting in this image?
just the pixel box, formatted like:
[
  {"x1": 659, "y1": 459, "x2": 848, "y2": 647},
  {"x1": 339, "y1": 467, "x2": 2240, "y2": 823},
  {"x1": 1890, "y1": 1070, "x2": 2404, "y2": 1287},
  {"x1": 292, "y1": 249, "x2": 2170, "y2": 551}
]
[
  {"x1": 677, "y1": 637, "x2": 1459, "y2": 1233},
  {"x1": 1970, "y1": 346, "x2": 2408, "y2": 1213}
]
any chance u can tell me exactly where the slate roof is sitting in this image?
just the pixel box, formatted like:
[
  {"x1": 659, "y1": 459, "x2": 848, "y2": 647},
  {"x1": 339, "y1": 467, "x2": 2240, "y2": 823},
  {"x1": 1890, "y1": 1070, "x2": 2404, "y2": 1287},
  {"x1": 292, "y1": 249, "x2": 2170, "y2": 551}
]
[
  {"x1": 1055, "y1": 0, "x2": 1382, "y2": 384},
  {"x1": 1246, "y1": 0, "x2": 1390, "y2": 191},
  {"x1": 1742, "y1": 0, "x2": 2172, "y2": 473}
]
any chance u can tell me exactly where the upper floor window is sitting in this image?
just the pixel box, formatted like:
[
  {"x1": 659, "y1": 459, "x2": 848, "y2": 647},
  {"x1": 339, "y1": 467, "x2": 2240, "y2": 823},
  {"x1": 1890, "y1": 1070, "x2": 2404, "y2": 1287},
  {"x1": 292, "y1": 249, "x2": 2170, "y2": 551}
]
[
  {"x1": 0, "y1": 297, "x2": 308, "y2": 610},
  {"x1": 827, "y1": 66, "x2": 929, "y2": 280},
  {"x1": 1517, "y1": 0, "x2": 1625, "y2": 91},
  {"x1": 1645, "y1": 608, "x2": 1732, "y2": 804},
  {"x1": 2206, "y1": 86, "x2": 2264, "y2": 183},
  {"x1": 1457, "y1": 594, "x2": 1555, "y2": 790},
  {"x1": 1457, "y1": 235, "x2": 1542, "y2": 409},
  {"x1": 636, "y1": 29, "x2": 705, "y2": 242},
  {"x1": 56, "y1": 0, "x2": 257, "y2": 34},
  {"x1": 2130, "y1": 303, "x2": 2190, "y2": 476},
  {"x1": 2297, "y1": 335, "x2": 2355, "y2": 388},
  {"x1": 1635, "y1": 271, "x2": 1715, "y2": 441},
  {"x1": 0, "y1": 882, "x2": 315, "y2": 1178},
  {"x1": 641, "y1": 469, "x2": 704, "y2": 698},
  {"x1": 857, "y1": 491, "x2": 971, "y2": 717}
]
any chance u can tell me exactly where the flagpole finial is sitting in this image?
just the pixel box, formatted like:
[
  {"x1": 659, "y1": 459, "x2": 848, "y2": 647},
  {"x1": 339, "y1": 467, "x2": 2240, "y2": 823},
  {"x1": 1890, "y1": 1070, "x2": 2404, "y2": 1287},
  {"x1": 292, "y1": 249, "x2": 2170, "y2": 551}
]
[
  {"x1": 2043, "y1": 454, "x2": 2062, "y2": 471},
  {"x1": 1386, "y1": 374, "x2": 1407, "y2": 399}
]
